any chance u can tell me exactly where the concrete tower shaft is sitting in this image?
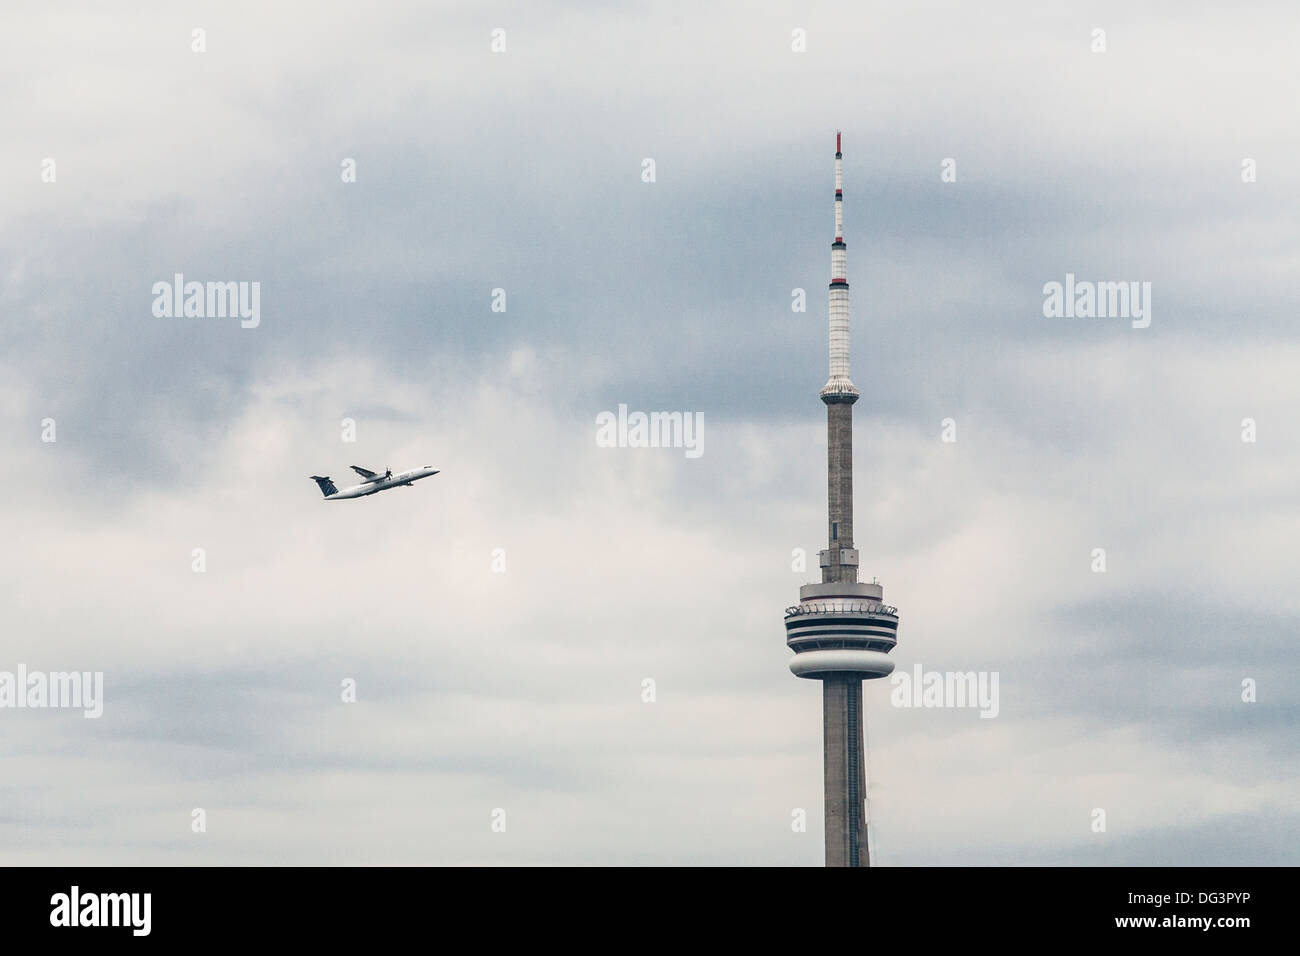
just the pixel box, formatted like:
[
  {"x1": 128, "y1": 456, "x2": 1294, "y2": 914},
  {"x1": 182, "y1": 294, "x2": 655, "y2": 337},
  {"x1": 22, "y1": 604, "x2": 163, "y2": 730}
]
[
  {"x1": 824, "y1": 402, "x2": 856, "y2": 583},
  {"x1": 823, "y1": 675, "x2": 867, "y2": 867}
]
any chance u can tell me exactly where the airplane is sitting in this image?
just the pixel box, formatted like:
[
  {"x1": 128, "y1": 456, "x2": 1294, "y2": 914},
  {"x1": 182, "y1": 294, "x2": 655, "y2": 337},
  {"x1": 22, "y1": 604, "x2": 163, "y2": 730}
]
[{"x1": 309, "y1": 465, "x2": 440, "y2": 500}]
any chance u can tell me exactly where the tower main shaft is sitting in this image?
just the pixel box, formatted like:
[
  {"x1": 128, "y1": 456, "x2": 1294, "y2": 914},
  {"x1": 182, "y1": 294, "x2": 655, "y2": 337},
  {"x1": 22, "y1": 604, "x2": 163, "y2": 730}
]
[
  {"x1": 823, "y1": 674, "x2": 867, "y2": 866},
  {"x1": 784, "y1": 132, "x2": 900, "y2": 868}
]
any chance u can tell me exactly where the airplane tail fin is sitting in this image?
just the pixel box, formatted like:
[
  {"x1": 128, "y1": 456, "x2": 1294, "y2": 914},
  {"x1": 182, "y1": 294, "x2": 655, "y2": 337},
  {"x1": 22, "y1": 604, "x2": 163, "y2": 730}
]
[{"x1": 310, "y1": 476, "x2": 338, "y2": 497}]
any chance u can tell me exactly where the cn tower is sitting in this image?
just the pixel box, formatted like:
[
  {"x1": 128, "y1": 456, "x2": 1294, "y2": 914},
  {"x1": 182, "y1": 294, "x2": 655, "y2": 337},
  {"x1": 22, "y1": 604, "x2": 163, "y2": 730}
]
[{"x1": 784, "y1": 132, "x2": 900, "y2": 867}]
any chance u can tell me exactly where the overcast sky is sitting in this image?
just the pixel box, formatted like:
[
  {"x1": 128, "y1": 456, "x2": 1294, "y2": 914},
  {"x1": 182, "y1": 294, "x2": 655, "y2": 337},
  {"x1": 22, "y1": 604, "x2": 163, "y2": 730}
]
[{"x1": 2, "y1": 0, "x2": 1297, "y2": 864}]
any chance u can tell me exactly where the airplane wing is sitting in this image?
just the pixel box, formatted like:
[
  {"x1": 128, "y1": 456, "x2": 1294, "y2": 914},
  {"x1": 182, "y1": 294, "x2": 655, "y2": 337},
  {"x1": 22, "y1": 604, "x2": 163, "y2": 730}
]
[{"x1": 350, "y1": 465, "x2": 378, "y2": 479}]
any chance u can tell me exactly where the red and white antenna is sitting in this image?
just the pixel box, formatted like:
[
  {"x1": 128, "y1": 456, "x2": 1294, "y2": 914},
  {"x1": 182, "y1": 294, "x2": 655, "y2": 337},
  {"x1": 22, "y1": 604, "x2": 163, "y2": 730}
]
[{"x1": 822, "y1": 131, "x2": 856, "y2": 401}]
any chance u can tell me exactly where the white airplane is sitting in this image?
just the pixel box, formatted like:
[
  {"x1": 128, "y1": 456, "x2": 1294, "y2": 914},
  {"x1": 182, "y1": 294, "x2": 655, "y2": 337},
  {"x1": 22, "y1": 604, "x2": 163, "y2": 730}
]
[{"x1": 310, "y1": 465, "x2": 440, "y2": 500}]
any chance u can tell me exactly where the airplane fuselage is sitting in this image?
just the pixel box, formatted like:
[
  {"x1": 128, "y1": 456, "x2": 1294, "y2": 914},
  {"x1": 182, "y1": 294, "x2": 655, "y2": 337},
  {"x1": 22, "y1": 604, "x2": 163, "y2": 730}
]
[{"x1": 325, "y1": 466, "x2": 440, "y2": 499}]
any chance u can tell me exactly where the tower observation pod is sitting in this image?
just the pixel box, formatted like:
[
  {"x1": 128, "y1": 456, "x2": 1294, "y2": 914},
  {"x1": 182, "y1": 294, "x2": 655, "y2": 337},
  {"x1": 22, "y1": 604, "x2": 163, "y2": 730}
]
[{"x1": 783, "y1": 131, "x2": 900, "y2": 868}]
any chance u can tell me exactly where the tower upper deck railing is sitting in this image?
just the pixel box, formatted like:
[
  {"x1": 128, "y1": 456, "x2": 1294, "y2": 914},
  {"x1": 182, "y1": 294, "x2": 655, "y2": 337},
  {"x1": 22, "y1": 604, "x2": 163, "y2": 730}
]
[{"x1": 785, "y1": 600, "x2": 899, "y2": 618}]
